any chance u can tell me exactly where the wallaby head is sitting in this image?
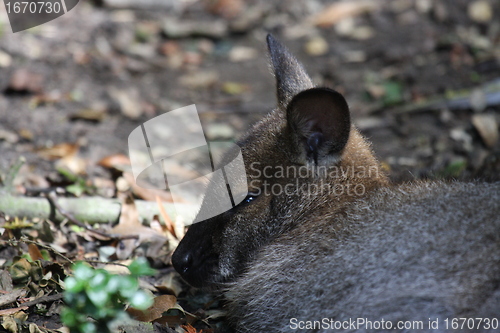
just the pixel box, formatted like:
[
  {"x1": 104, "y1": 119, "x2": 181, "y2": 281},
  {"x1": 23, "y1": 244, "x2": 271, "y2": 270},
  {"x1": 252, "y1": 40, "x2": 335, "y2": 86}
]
[{"x1": 172, "y1": 34, "x2": 388, "y2": 289}]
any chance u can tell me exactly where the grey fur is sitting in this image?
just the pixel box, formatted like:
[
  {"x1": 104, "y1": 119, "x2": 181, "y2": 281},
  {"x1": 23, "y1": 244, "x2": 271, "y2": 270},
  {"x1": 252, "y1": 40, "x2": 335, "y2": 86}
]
[
  {"x1": 226, "y1": 181, "x2": 500, "y2": 332},
  {"x1": 172, "y1": 35, "x2": 500, "y2": 333}
]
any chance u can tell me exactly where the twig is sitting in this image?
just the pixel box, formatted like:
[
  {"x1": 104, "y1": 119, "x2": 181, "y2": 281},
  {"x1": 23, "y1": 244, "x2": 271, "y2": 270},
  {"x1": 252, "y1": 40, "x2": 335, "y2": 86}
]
[
  {"x1": 0, "y1": 288, "x2": 27, "y2": 307},
  {"x1": 7, "y1": 237, "x2": 74, "y2": 264},
  {"x1": 0, "y1": 193, "x2": 196, "y2": 226},
  {"x1": 19, "y1": 293, "x2": 64, "y2": 308},
  {"x1": 83, "y1": 260, "x2": 129, "y2": 268},
  {"x1": 45, "y1": 191, "x2": 123, "y2": 240}
]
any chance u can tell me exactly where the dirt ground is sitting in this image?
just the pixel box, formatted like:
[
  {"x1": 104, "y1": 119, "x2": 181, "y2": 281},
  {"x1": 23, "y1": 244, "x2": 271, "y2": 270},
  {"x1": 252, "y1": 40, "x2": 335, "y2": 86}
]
[
  {"x1": 0, "y1": 0, "x2": 499, "y2": 183},
  {"x1": 0, "y1": 0, "x2": 499, "y2": 331}
]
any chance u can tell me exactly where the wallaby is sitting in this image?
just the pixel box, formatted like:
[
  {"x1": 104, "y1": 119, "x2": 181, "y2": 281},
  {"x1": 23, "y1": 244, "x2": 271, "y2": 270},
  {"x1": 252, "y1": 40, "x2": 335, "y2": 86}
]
[{"x1": 172, "y1": 34, "x2": 500, "y2": 333}]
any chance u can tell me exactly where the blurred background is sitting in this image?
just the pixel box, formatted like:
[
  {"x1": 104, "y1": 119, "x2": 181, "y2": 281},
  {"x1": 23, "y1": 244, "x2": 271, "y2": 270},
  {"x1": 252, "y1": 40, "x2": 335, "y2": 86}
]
[{"x1": 0, "y1": 0, "x2": 499, "y2": 185}]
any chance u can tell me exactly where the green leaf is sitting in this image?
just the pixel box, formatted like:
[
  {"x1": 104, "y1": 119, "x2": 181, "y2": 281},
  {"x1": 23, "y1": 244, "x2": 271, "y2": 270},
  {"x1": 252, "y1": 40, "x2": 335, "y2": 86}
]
[
  {"x1": 128, "y1": 258, "x2": 156, "y2": 277},
  {"x1": 65, "y1": 276, "x2": 84, "y2": 293},
  {"x1": 129, "y1": 291, "x2": 153, "y2": 310},
  {"x1": 8, "y1": 257, "x2": 31, "y2": 283},
  {"x1": 382, "y1": 80, "x2": 403, "y2": 106},
  {"x1": 66, "y1": 183, "x2": 85, "y2": 197},
  {"x1": 106, "y1": 275, "x2": 123, "y2": 294},
  {"x1": 73, "y1": 262, "x2": 95, "y2": 281},
  {"x1": 119, "y1": 277, "x2": 139, "y2": 298},
  {"x1": 89, "y1": 271, "x2": 109, "y2": 289},
  {"x1": 87, "y1": 289, "x2": 110, "y2": 307}
]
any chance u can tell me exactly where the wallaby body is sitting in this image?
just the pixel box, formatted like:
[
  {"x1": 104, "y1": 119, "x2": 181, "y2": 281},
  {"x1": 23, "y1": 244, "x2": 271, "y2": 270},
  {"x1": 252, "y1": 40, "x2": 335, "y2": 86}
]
[{"x1": 172, "y1": 35, "x2": 500, "y2": 332}]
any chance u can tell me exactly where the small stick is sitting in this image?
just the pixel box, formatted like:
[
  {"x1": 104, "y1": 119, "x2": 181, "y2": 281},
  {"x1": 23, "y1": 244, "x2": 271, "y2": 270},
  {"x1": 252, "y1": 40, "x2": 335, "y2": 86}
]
[
  {"x1": 45, "y1": 192, "x2": 138, "y2": 241},
  {"x1": 19, "y1": 293, "x2": 64, "y2": 308},
  {"x1": 7, "y1": 237, "x2": 74, "y2": 264}
]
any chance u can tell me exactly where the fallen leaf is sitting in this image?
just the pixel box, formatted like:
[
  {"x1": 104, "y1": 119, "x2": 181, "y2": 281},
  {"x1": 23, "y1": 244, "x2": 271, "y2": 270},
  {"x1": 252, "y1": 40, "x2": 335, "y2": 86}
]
[
  {"x1": 18, "y1": 129, "x2": 33, "y2": 141},
  {"x1": 155, "y1": 271, "x2": 183, "y2": 296},
  {"x1": 56, "y1": 155, "x2": 87, "y2": 176},
  {"x1": 0, "y1": 50, "x2": 12, "y2": 67},
  {"x1": 111, "y1": 193, "x2": 168, "y2": 259},
  {"x1": 128, "y1": 294, "x2": 177, "y2": 322},
  {"x1": 221, "y1": 82, "x2": 248, "y2": 95},
  {"x1": 153, "y1": 306, "x2": 199, "y2": 327},
  {"x1": 0, "y1": 306, "x2": 28, "y2": 317},
  {"x1": 69, "y1": 109, "x2": 106, "y2": 123},
  {"x1": 156, "y1": 195, "x2": 176, "y2": 239},
  {"x1": 98, "y1": 154, "x2": 131, "y2": 170},
  {"x1": 181, "y1": 324, "x2": 202, "y2": 333},
  {"x1": 108, "y1": 87, "x2": 143, "y2": 119},
  {"x1": 0, "y1": 129, "x2": 19, "y2": 143},
  {"x1": 228, "y1": 46, "x2": 257, "y2": 62},
  {"x1": 28, "y1": 244, "x2": 43, "y2": 261},
  {"x1": 8, "y1": 258, "x2": 31, "y2": 284},
  {"x1": 206, "y1": 0, "x2": 244, "y2": 19},
  {"x1": 5, "y1": 69, "x2": 43, "y2": 94},
  {"x1": 304, "y1": 36, "x2": 329, "y2": 56},
  {"x1": 472, "y1": 114, "x2": 498, "y2": 148},
  {"x1": 29, "y1": 90, "x2": 65, "y2": 107},
  {"x1": 159, "y1": 41, "x2": 181, "y2": 57},
  {"x1": 311, "y1": 1, "x2": 377, "y2": 27},
  {"x1": 0, "y1": 270, "x2": 13, "y2": 291},
  {"x1": 0, "y1": 289, "x2": 27, "y2": 308},
  {"x1": 468, "y1": 0, "x2": 492, "y2": 23},
  {"x1": 37, "y1": 143, "x2": 79, "y2": 160},
  {"x1": 179, "y1": 71, "x2": 218, "y2": 89},
  {"x1": 123, "y1": 172, "x2": 175, "y2": 203}
]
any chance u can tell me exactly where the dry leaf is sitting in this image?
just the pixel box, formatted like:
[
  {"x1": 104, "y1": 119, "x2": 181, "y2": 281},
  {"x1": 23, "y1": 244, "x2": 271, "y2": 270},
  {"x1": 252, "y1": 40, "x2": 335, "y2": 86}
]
[
  {"x1": 182, "y1": 324, "x2": 202, "y2": 333},
  {"x1": 127, "y1": 294, "x2": 177, "y2": 322},
  {"x1": 37, "y1": 143, "x2": 79, "y2": 160},
  {"x1": 6, "y1": 69, "x2": 43, "y2": 94},
  {"x1": 123, "y1": 172, "x2": 175, "y2": 203},
  {"x1": 55, "y1": 155, "x2": 87, "y2": 176},
  {"x1": 155, "y1": 271, "x2": 183, "y2": 297},
  {"x1": 156, "y1": 195, "x2": 177, "y2": 239},
  {"x1": 108, "y1": 87, "x2": 143, "y2": 119},
  {"x1": 179, "y1": 71, "x2": 218, "y2": 89},
  {"x1": 69, "y1": 109, "x2": 106, "y2": 122},
  {"x1": 0, "y1": 306, "x2": 28, "y2": 317},
  {"x1": 98, "y1": 154, "x2": 131, "y2": 170},
  {"x1": 205, "y1": 0, "x2": 244, "y2": 19},
  {"x1": 472, "y1": 114, "x2": 498, "y2": 148},
  {"x1": 28, "y1": 244, "x2": 43, "y2": 261},
  {"x1": 0, "y1": 289, "x2": 27, "y2": 308},
  {"x1": 311, "y1": 1, "x2": 377, "y2": 27},
  {"x1": 37, "y1": 140, "x2": 87, "y2": 175},
  {"x1": 111, "y1": 194, "x2": 168, "y2": 259}
]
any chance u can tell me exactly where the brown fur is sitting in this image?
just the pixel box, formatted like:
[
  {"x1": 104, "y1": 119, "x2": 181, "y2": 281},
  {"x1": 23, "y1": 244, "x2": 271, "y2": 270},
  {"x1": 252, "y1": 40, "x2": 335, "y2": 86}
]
[{"x1": 172, "y1": 35, "x2": 500, "y2": 333}]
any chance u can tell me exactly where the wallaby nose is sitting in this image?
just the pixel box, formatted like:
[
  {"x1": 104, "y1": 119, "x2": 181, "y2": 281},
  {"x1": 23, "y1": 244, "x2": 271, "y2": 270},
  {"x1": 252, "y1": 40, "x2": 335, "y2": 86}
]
[{"x1": 172, "y1": 250, "x2": 192, "y2": 274}]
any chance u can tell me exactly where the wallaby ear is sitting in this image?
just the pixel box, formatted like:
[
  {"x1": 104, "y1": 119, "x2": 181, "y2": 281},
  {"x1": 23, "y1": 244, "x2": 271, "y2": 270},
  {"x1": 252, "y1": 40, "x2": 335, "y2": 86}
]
[
  {"x1": 286, "y1": 87, "x2": 351, "y2": 165},
  {"x1": 267, "y1": 34, "x2": 313, "y2": 109}
]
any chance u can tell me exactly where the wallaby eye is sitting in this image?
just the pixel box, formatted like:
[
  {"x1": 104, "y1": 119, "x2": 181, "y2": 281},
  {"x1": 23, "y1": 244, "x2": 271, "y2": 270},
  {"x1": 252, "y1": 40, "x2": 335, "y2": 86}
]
[{"x1": 243, "y1": 193, "x2": 259, "y2": 204}]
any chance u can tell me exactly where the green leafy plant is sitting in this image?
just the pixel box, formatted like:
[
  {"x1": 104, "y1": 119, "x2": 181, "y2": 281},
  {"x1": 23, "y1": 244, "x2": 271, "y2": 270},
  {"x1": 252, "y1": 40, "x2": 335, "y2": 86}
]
[
  {"x1": 57, "y1": 167, "x2": 95, "y2": 196},
  {"x1": 61, "y1": 258, "x2": 156, "y2": 333}
]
